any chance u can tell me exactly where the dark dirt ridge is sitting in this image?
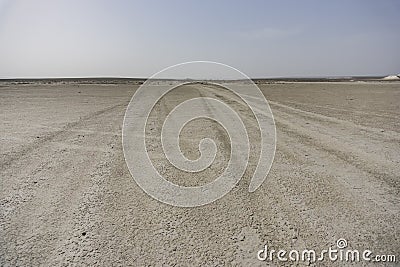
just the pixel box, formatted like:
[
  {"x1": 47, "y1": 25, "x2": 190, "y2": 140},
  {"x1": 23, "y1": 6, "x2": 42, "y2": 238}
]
[{"x1": 0, "y1": 76, "x2": 393, "y2": 85}]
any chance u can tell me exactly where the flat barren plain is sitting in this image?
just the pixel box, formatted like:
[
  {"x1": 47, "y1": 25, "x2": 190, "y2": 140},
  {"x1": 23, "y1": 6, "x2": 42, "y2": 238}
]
[{"x1": 1, "y1": 81, "x2": 399, "y2": 266}]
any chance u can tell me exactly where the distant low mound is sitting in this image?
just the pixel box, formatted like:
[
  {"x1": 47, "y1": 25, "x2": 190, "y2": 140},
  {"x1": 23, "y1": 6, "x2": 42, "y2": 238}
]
[{"x1": 382, "y1": 75, "x2": 400, "y2": 80}]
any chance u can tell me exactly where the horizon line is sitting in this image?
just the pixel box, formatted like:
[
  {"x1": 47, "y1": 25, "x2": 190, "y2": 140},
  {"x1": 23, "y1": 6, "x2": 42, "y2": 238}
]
[{"x1": 0, "y1": 75, "x2": 394, "y2": 80}]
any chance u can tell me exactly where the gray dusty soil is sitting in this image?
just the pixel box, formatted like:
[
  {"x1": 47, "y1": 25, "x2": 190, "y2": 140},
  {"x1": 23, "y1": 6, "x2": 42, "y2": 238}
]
[{"x1": 1, "y1": 81, "x2": 399, "y2": 266}]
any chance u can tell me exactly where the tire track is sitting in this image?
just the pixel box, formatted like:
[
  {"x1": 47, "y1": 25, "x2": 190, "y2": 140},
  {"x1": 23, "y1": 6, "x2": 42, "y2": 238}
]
[
  {"x1": 0, "y1": 102, "x2": 126, "y2": 266},
  {"x1": 0, "y1": 103, "x2": 125, "y2": 172}
]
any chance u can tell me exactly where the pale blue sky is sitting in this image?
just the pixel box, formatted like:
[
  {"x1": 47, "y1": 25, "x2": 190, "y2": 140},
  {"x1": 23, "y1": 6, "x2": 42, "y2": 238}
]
[{"x1": 0, "y1": 0, "x2": 399, "y2": 78}]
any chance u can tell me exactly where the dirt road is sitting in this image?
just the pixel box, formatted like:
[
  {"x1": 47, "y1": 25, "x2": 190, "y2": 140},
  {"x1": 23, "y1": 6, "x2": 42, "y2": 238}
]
[{"x1": 1, "y1": 82, "x2": 399, "y2": 266}]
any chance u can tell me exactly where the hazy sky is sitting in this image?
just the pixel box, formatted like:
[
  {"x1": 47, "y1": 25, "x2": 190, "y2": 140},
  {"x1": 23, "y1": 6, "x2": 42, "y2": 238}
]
[{"x1": 0, "y1": 0, "x2": 399, "y2": 78}]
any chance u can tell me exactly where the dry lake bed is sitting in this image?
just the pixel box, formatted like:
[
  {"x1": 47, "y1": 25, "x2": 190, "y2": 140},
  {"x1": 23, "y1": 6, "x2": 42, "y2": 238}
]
[{"x1": 1, "y1": 80, "x2": 399, "y2": 266}]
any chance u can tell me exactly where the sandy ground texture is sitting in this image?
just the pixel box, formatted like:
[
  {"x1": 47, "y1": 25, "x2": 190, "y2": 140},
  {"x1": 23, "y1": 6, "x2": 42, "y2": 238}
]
[{"x1": 0, "y1": 81, "x2": 399, "y2": 266}]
